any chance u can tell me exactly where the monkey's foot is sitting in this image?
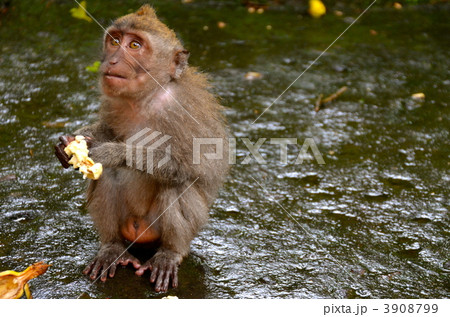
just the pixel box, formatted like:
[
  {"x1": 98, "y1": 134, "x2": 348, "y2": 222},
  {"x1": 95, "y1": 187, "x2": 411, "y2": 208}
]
[
  {"x1": 135, "y1": 250, "x2": 181, "y2": 292},
  {"x1": 83, "y1": 244, "x2": 139, "y2": 282},
  {"x1": 117, "y1": 252, "x2": 141, "y2": 269}
]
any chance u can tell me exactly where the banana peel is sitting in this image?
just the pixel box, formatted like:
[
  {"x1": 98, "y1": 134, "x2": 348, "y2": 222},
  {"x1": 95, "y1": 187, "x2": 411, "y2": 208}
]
[{"x1": 0, "y1": 262, "x2": 50, "y2": 299}]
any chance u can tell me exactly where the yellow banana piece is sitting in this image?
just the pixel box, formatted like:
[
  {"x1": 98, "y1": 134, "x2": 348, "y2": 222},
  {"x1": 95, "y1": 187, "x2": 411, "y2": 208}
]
[
  {"x1": 64, "y1": 135, "x2": 103, "y2": 180},
  {"x1": 309, "y1": 0, "x2": 326, "y2": 18},
  {"x1": 0, "y1": 262, "x2": 50, "y2": 299}
]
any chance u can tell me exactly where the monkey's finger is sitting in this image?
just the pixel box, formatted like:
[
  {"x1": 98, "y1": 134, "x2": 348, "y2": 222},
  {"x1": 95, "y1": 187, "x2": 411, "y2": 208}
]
[
  {"x1": 85, "y1": 136, "x2": 94, "y2": 148},
  {"x1": 82, "y1": 261, "x2": 96, "y2": 275},
  {"x1": 100, "y1": 269, "x2": 108, "y2": 282},
  {"x1": 172, "y1": 266, "x2": 179, "y2": 289},
  {"x1": 135, "y1": 263, "x2": 151, "y2": 276},
  {"x1": 131, "y1": 258, "x2": 141, "y2": 269},
  {"x1": 119, "y1": 256, "x2": 141, "y2": 268},
  {"x1": 109, "y1": 263, "x2": 117, "y2": 278},
  {"x1": 90, "y1": 261, "x2": 103, "y2": 280},
  {"x1": 118, "y1": 258, "x2": 128, "y2": 266},
  {"x1": 154, "y1": 270, "x2": 167, "y2": 292},
  {"x1": 133, "y1": 263, "x2": 141, "y2": 269},
  {"x1": 59, "y1": 135, "x2": 75, "y2": 146},
  {"x1": 135, "y1": 267, "x2": 144, "y2": 275},
  {"x1": 54, "y1": 144, "x2": 71, "y2": 168},
  {"x1": 161, "y1": 271, "x2": 171, "y2": 293},
  {"x1": 150, "y1": 266, "x2": 159, "y2": 283}
]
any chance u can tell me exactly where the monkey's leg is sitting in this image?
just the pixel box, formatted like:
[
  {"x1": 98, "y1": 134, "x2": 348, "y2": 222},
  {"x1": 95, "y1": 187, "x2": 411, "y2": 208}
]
[
  {"x1": 136, "y1": 185, "x2": 209, "y2": 292},
  {"x1": 82, "y1": 178, "x2": 141, "y2": 282}
]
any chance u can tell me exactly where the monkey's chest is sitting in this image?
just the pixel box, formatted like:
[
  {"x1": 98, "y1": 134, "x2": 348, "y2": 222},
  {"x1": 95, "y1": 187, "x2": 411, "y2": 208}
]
[
  {"x1": 120, "y1": 217, "x2": 161, "y2": 244},
  {"x1": 104, "y1": 108, "x2": 146, "y2": 141}
]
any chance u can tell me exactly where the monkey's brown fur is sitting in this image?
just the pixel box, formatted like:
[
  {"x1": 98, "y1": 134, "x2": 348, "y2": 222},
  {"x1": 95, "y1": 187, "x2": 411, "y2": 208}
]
[{"x1": 56, "y1": 4, "x2": 228, "y2": 292}]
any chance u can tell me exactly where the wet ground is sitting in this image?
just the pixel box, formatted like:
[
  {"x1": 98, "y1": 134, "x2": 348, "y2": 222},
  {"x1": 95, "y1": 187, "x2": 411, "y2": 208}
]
[{"x1": 0, "y1": 0, "x2": 448, "y2": 298}]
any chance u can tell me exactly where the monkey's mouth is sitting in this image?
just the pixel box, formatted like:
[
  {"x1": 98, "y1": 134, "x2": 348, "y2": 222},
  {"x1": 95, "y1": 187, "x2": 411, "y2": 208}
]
[{"x1": 104, "y1": 73, "x2": 127, "y2": 80}]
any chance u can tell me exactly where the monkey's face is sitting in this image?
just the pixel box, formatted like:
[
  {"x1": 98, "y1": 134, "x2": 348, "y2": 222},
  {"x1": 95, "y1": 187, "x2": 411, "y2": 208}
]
[{"x1": 100, "y1": 28, "x2": 169, "y2": 99}]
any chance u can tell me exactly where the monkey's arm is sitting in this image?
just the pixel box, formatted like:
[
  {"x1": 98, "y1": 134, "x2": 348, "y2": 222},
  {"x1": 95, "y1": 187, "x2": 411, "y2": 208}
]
[
  {"x1": 89, "y1": 142, "x2": 193, "y2": 184},
  {"x1": 74, "y1": 121, "x2": 115, "y2": 146}
]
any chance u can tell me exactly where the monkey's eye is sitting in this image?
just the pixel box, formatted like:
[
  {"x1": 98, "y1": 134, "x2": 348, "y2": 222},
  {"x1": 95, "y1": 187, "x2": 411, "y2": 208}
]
[
  {"x1": 111, "y1": 38, "x2": 120, "y2": 46},
  {"x1": 130, "y1": 41, "x2": 141, "y2": 49}
]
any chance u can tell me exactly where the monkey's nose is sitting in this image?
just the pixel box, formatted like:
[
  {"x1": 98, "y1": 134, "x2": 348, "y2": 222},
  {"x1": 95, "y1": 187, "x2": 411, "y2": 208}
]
[{"x1": 109, "y1": 58, "x2": 119, "y2": 65}]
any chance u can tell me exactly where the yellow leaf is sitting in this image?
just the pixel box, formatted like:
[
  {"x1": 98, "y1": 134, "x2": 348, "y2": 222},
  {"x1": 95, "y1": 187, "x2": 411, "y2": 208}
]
[
  {"x1": 244, "y1": 72, "x2": 263, "y2": 80},
  {"x1": 412, "y1": 92, "x2": 425, "y2": 100},
  {"x1": 70, "y1": 1, "x2": 93, "y2": 23},
  {"x1": 85, "y1": 60, "x2": 101, "y2": 73},
  {"x1": 309, "y1": 0, "x2": 326, "y2": 18}
]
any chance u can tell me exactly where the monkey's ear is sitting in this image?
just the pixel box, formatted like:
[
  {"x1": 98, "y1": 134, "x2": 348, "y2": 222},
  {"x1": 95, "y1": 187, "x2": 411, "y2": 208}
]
[{"x1": 171, "y1": 49, "x2": 190, "y2": 79}]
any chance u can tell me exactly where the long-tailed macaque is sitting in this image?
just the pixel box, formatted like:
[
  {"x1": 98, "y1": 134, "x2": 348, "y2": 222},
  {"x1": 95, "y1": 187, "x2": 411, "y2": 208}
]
[{"x1": 55, "y1": 5, "x2": 228, "y2": 292}]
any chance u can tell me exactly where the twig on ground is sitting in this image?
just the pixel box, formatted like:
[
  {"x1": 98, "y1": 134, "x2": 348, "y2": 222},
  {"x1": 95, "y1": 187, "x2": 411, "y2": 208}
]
[{"x1": 315, "y1": 86, "x2": 348, "y2": 112}]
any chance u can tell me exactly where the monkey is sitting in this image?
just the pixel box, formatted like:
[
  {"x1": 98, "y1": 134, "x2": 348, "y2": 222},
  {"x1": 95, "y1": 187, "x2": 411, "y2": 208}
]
[{"x1": 55, "y1": 4, "x2": 229, "y2": 292}]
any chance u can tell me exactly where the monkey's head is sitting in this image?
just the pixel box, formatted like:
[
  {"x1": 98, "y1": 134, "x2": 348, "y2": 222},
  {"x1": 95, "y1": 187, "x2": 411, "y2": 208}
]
[{"x1": 100, "y1": 5, "x2": 189, "y2": 99}]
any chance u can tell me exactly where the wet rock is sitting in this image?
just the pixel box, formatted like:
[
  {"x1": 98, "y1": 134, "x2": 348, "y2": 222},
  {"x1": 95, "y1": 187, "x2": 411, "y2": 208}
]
[
  {"x1": 0, "y1": 174, "x2": 16, "y2": 182},
  {"x1": 299, "y1": 173, "x2": 321, "y2": 186},
  {"x1": 442, "y1": 261, "x2": 450, "y2": 273},
  {"x1": 363, "y1": 190, "x2": 389, "y2": 201},
  {"x1": 257, "y1": 276, "x2": 275, "y2": 285},
  {"x1": 332, "y1": 64, "x2": 347, "y2": 72},
  {"x1": 384, "y1": 175, "x2": 415, "y2": 189},
  {"x1": 398, "y1": 242, "x2": 421, "y2": 258}
]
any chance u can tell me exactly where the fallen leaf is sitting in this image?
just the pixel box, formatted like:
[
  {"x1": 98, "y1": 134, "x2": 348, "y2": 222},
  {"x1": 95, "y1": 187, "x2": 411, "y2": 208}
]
[
  {"x1": 412, "y1": 92, "x2": 425, "y2": 100},
  {"x1": 85, "y1": 60, "x2": 101, "y2": 73},
  {"x1": 245, "y1": 72, "x2": 262, "y2": 80},
  {"x1": 70, "y1": 1, "x2": 93, "y2": 23},
  {"x1": 42, "y1": 121, "x2": 67, "y2": 128},
  {"x1": 217, "y1": 21, "x2": 226, "y2": 29}
]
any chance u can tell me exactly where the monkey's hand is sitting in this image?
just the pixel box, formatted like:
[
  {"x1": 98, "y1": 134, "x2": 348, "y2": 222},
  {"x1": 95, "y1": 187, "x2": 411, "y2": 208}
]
[
  {"x1": 135, "y1": 249, "x2": 181, "y2": 292},
  {"x1": 55, "y1": 135, "x2": 93, "y2": 168},
  {"x1": 54, "y1": 135, "x2": 75, "y2": 168},
  {"x1": 83, "y1": 243, "x2": 139, "y2": 282}
]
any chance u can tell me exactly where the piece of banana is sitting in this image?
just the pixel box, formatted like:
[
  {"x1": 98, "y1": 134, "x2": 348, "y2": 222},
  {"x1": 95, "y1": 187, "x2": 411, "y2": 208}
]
[
  {"x1": 64, "y1": 135, "x2": 103, "y2": 180},
  {"x1": 0, "y1": 262, "x2": 50, "y2": 299}
]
